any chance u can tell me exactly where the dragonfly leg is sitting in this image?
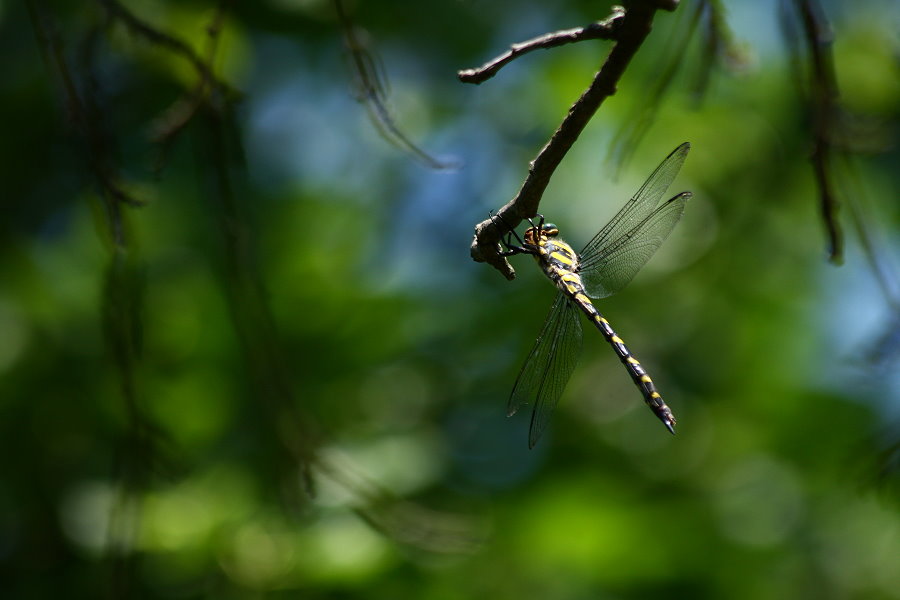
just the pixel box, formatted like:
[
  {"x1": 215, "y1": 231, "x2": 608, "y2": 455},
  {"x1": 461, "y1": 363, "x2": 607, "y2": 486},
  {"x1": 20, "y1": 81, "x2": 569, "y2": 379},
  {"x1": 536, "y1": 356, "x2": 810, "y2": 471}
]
[
  {"x1": 526, "y1": 214, "x2": 545, "y2": 231},
  {"x1": 490, "y1": 211, "x2": 534, "y2": 256}
]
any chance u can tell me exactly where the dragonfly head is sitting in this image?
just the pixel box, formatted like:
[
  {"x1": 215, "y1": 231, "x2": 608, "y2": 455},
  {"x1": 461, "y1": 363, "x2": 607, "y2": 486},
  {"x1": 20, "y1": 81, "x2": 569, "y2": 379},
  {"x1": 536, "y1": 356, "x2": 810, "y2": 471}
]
[{"x1": 524, "y1": 222, "x2": 559, "y2": 245}]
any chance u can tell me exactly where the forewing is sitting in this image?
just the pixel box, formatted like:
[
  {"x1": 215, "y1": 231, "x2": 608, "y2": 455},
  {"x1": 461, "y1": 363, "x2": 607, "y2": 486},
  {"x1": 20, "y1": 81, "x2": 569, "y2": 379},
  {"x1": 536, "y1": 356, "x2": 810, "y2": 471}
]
[
  {"x1": 579, "y1": 142, "x2": 690, "y2": 276},
  {"x1": 580, "y1": 192, "x2": 691, "y2": 298},
  {"x1": 508, "y1": 292, "x2": 583, "y2": 448}
]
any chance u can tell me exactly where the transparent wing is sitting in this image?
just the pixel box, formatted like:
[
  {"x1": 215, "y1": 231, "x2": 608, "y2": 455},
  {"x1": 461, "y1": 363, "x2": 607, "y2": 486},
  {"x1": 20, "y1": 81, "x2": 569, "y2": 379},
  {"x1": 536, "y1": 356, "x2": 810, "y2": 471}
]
[
  {"x1": 577, "y1": 143, "x2": 690, "y2": 296},
  {"x1": 508, "y1": 292, "x2": 583, "y2": 448},
  {"x1": 580, "y1": 191, "x2": 691, "y2": 298}
]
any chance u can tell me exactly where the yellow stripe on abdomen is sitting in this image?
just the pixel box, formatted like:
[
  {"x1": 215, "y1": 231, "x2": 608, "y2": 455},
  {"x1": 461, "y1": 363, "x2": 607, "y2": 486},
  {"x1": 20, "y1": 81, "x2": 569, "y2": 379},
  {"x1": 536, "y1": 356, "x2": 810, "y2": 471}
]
[{"x1": 549, "y1": 251, "x2": 574, "y2": 266}]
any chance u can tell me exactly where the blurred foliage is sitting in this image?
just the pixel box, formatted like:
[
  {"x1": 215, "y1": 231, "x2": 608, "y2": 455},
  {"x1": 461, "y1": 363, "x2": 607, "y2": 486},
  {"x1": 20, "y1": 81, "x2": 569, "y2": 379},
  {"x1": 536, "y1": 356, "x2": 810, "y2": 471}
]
[{"x1": 1, "y1": 0, "x2": 899, "y2": 598}]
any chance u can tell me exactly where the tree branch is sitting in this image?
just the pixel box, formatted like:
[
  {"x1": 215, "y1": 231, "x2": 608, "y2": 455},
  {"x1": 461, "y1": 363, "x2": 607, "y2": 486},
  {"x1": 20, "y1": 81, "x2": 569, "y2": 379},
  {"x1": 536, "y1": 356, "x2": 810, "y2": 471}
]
[
  {"x1": 27, "y1": 0, "x2": 144, "y2": 248},
  {"x1": 458, "y1": 8, "x2": 625, "y2": 85},
  {"x1": 795, "y1": 0, "x2": 843, "y2": 264},
  {"x1": 95, "y1": 0, "x2": 235, "y2": 95},
  {"x1": 149, "y1": 0, "x2": 230, "y2": 168},
  {"x1": 468, "y1": 1, "x2": 683, "y2": 279}
]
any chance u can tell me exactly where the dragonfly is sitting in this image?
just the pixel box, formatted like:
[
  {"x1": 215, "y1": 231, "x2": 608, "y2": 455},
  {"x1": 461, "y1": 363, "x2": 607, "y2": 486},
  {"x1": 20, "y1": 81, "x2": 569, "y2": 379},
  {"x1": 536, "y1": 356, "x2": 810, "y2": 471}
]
[{"x1": 498, "y1": 142, "x2": 692, "y2": 448}]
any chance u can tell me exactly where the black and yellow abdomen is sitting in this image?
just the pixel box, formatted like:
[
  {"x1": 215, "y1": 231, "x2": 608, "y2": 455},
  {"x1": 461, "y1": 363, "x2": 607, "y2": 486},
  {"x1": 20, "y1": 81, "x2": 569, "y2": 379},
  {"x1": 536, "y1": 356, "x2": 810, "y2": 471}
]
[{"x1": 536, "y1": 235, "x2": 677, "y2": 434}]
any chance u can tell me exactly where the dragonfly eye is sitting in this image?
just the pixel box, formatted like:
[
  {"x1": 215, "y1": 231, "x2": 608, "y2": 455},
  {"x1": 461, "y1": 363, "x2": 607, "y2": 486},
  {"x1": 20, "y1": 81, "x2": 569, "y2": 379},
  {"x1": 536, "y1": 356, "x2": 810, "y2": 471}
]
[{"x1": 542, "y1": 223, "x2": 559, "y2": 237}]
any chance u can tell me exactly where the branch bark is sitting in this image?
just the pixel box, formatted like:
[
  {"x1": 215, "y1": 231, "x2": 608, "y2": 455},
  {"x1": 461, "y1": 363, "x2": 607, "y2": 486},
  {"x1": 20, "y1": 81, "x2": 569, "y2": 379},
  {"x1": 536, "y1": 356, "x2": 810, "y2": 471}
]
[{"x1": 458, "y1": 9, "x2": 625, "y2": 85}]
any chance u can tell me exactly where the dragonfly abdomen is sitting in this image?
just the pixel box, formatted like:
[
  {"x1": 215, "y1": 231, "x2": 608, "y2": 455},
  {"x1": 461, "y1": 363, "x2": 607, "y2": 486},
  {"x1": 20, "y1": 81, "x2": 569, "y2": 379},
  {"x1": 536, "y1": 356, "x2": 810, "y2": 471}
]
[{"x1": 567, "y1": 289, "x2": 678, "y2": 434}]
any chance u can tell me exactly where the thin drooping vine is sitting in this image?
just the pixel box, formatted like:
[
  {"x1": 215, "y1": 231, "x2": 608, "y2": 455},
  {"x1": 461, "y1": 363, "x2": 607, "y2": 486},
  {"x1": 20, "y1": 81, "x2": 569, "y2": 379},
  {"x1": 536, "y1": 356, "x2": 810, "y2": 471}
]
[
  {"x1": 335, "y1": 0, "x2": 454, "y2": 170},
  {"x1": 780, "y1": 0, "x2": 844, "y2": 264}
]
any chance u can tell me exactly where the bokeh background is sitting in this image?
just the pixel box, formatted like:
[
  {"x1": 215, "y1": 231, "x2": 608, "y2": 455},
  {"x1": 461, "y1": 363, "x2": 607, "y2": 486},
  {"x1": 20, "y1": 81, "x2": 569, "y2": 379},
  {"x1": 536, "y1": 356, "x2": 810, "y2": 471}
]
[{"x1": 2, "y1": 0, "x2": 899, "y2": 598}]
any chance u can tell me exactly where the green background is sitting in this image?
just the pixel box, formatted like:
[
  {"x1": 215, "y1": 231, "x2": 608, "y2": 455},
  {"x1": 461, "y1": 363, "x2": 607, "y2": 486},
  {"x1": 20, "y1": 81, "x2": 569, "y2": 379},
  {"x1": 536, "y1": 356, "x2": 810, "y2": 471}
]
[{"x1": 1, "y1": 0, "x2": 898, "y2": 598}]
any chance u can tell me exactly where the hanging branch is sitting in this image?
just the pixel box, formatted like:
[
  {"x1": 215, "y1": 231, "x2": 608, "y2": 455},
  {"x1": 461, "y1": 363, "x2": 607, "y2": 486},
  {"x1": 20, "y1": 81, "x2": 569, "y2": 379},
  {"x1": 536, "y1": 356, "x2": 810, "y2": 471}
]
[
  {"x1": 609, "y1": 0, "x2": 703, "y2": 174},
  {"x1": 27, "y1": 5, "x2": 191, "y2": 591},
  {"x1": 692, "y1": 0, "x2": 745, "y2": 101},
  {"x1": 149, "y1": 0, "x2": 231, "y2": 171},
  {"x1": 95, "y1": 0, "x2": 235, "y2": 94},
  {"x1": 792, "y1": 0, "x2": 843, "y2": 264},
  {"x1": 26, "y1": 0, "x2": 143, "y2": 248},
  {"x1": 467, "y1": 1, "x2": 685, "y2": 280},
  {"x1": 93, "y1": 0, "x2": 239, "y2": 171},
  {"x1": 335, "y1": 0, "x2": 455, "y2": 170}
]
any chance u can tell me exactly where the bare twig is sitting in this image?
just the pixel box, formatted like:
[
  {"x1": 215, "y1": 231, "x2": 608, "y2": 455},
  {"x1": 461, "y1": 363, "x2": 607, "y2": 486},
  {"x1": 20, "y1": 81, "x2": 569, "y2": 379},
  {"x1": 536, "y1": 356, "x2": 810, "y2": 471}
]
[
  {"x1": 692, "y1": 0, "x2": 745, "y2": 102},
  {"x1": 199, "y1": 105, "x2": 320, "y2": 504},
  {"x1": 610, "y1": 0, "x2": 745, "y2": 173},
  {"x1": 610, "y1": 0, "x2": 702, "y2": 174},
  {"x1": 27, "y1": 0, "x2": 144, "y2": 248},
  {"x1": 843, "y1": 169, "x2": 900, "y2": 311},
  {"x1": 841, "y1": 158, "x2": 900, "y2": 370},
  {"x1": 314, "y1": 452, "x2": 484, "y2": 553},
  {"x1": 150, "y1": 0, "x2": 231, "y2": 167},
  {"x1": 793, "y1": 0, "x2": 844, "y2": 264},
  {"x1": 468, "y1": 1, "x2": 684, "y2": 279},
  {"x1": 458, "y1": 8, "x2": 625, "y2": 85},
  {"x1": 335, "y1": 0, "x2": 455, "y2": 170},
  {"x1": 95, "y1": 0, "x2": 235, "y2": 95}
]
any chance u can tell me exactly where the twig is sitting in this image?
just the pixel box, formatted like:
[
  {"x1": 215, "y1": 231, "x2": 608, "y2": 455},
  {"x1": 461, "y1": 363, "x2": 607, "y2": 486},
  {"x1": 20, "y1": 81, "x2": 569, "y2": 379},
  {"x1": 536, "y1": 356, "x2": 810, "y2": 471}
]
[
  {"x1": 609, "y1": 0, "x2": 702, "y2": 174},
  {"x1": 200, "y1": 106, "x2": 319, "y2": 501},
  {"x1": 335, "y1": 0, "x2": 455, "y2": 170},
  {"x1": 692, "y1": 0, "x2": 745, "y2": 102},
  {"x1": 95, "y1": 0, "x2": 235, "y2": 95},
  {"x1": 458, "y1": 8, "x2": 625, "y2": 85},
  {"x1": 26, "y1": 0, "x2": 143, "y2": 248},
  {"x1": 794, "y1": 0, "x2": 843, "y2": 264},
  {"x1": 843, "y1": 162, "x2": 900, "y2": 310},
  {"x1": 468, "y1": 1, "x2": 683, "y2": 279},
  {"x1": 150, "y1": 0, "x2": 231, "y2": 167}
]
